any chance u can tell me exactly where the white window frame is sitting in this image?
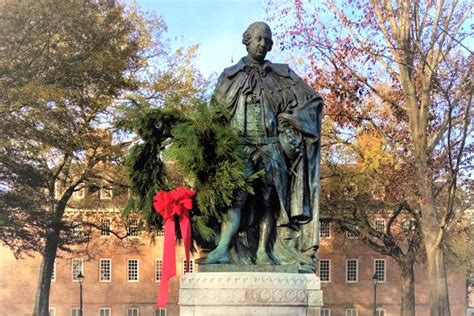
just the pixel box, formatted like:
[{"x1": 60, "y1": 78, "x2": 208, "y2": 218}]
[
  {"x1": 73, "y1": 186, "x2": 86, "y2": 200},
  {"x1": 100, "y1": 218, "x2": 111, "y2": 237},
  {"x1": 127, "y1": 307, "x2": 140, "y2": 316},
  {"x1": 345, "y1": 308, "x2": 358, "y2": 316},
  {"x1": 100, "y1": 187, "x2": 113, "y2": 200},
  {"x1": 374, "y1": 218, "x2": 386, "y2": 233},
  {"x1": 346, "y1": 259, "x2": 358, "y2": 283},
  {"x1": 99, "y1": 258, "x2": 112, "y2": 282},
  {"x1": 321, "y1": 308, "x2": 331, "y2": 316},
  {"x1": 319, "y1": 259, "x2": 331, "y2": 283},
  {"x1": 319, "y1": 220, "x2": 331, "y2": 239},
  {"x1": 183, "y1": 259, "x2": 195, "y2": 274},
  {"x1": 72, "y1": 221, "x2": 83, "y2": 238},
  {"x1": 469, "y1": 283, "x2": 474, "y2": 307},
  {"x1": 344, "y1": 230, "x2": 358, "y2": 239},
  {"x1": 128, "y1": 219, "x2": 139, "y2": 237},
  {"x1": 376, "y1": 309, "x2": 386, "y2": 316},
  {"x1": 156, "y1": 308, "x2": 167, "y2": 316},
  {"x1": 51, "y1": 261, "x2": 56, "y2": 282},
  {"x1": 402, "y1": 219, "x2": 415, "y2": 232},
  {"x1": 99, "y1": 307, "x2": 111, "y2": 316},
  {"x1": 72, "y1": 258, "x2": 83, "y2": 282},
  {"x1": 374, "y1": 259, "x2": 386, "y2": 283},
  {"x1": 127, "y1": 259, "x2": 139, "y2": 282},
  {"x1": 49, "y1": 307, "x2": 56, "y2": 316},
  {"x1": 71, "y1": 307, "x2": 80, "y2": 316},
  {"x1": 157, "y1": 226, "x2": 164, "y2": 237},
  {"x1": 155, "y1": 259, "x2": 163, "y2": 282}
]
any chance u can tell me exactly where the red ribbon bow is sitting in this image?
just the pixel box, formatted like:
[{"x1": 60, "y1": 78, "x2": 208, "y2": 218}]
[{"x1": 153, "y1": 186, "x2": 194, "y2": 308}]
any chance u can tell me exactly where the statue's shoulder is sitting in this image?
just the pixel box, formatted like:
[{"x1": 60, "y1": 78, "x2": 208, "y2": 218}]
[
  {"x1": 266, "y1": 63, "x2": 307, "y2": 85},
  {"x1": 266, "y1": 62, "x2": 291, "y2": 78},
  {"x1": 215, "y1": 60, "x2": 247, "y2": 95},
  {"x1": 221, "y1": 59, "x2": 246, "y2": 79}
]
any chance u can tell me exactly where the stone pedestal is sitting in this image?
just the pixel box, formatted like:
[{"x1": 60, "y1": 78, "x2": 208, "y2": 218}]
[{"x1": 179, "y1": 272, "x2": 323, "y2": 316}]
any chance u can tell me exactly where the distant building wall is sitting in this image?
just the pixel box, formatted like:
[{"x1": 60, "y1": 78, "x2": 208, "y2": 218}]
[
  {"x1": 0, "y1": 216, "x2": 470, "y2": 316},
  {"x1": 0, "y1": 210, "x2": 197, "y2": 316},
  {"x1": 318, "y1": 220, "x2": 469, "y2": 316}
]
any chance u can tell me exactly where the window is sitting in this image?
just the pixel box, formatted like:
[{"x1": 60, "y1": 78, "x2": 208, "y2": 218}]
[
  {"x1": 71, "y1": 307, "x2": 80, "y2": 316},
  {"x1": 156, "y1": 308, "x2": 167, "y2": 316},
  {"x1": 100, "y1": 218, "x2": 111, "y2": 237},
  {"x1": 402, "y1": 219, "x2": 415, "y2": 232},
  {"x1": 128, "y1": 219, "x2": 139, "y2": 237},
  {"x1": 99, "y1": 259, "x2": 111, "y2": 282},
  {"x1": 321, "y1": 308, "x2": 331, "y2": 316},
  {"x1": 72, "y1": 258, "x2": 83, "y2": 282},
  {"x1": 320, "y1": 220, "x2": 331, "y2": 239},
  {"x1": 469, "y1": 283, "x2": 474, "y2": 306},
  {"x1": 346, "y1": 309, "x2": 358, "y2": 316},
  {"x1": 127, "y1": 308, "x2": 139, "y2": 316},
  {"x1": 344, "y1": 230, "x2": 358, "y2": 239},
  {"x1": 127, "y1": 259, "x2": 139, "y2": 282},
  {"x1": 157, "y1": 226, "x2": 164, "y2": 237},
  {"x1": 51, "y1": 261, "x2": 56, "y2": 282},
  {"x1": 346, "y1": 259, "x2": 358, "y2": 282},
  {"x1": 376, "y1": 309, "x2": 386, "y2": 316},
  {"x1": 155, "y1": 259, "x2": 163, "y2": 282},
  {"x1": 49, "y1": 307, "x2": 55, "y2": 316},
  {"x1": 100, "y1": 187, "x2": 113, "y2": 200},
  {"x1": 374, "y1": 219, "x2": 386, "y2": 233},
  {"x1": 99, "y1": 307, "x2": 111, "y2": 316},
  {"x1": 73, "y1": 186, "x2": 85, "y2": 199},
  {"x1": 374, "y1": 259, "x2": 386, "y2": 282},
  {"x1": 319, "y1": 259, "x2": 331, "y2": 282},
  {"x1": 183, "y1": 259, "x2": 195, "y2": 274},
  {"x1": 72, "y1": 221, "x2": 83, "y2": 238}
]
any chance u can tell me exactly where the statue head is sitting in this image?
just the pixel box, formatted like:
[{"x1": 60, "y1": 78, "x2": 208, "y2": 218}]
[{"x1": 242, "y1": 22, "x2": 273, "y2": 62}]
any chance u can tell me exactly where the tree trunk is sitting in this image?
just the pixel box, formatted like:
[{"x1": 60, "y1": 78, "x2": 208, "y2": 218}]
[
  {"x1": 399, "y1": 260, "x2": 416, "y2": 316},
  {"x1": 416, "y1": 163, "x2": 451, "y2": 316},
  {"x1": 32, "y1": 226, "x2": 60, "y2": 316},
  {"x1": 426, "y1": 245, "x2": 451, "y2": 316}
]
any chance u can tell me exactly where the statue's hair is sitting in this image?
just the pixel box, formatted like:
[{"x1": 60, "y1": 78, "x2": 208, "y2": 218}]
[{"x1": 242, "y1": 21, "x2": 273, "y2": 50}]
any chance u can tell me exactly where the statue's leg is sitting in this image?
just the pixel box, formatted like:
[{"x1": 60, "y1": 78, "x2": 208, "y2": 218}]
[
  {"x1": 256, "y1": 187, "x2": 280, "y2": 265},
  {"x1": 203, "y1": 153, "x2": 254, "y2": 264},
  {"x1": 203, "y1": 193, "x2": 246, "y2": 264}
]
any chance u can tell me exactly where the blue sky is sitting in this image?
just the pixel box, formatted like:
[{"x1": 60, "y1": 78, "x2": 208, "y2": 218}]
[{"x1": 135, "y1": 0, "x2": 275, "y2": 77}]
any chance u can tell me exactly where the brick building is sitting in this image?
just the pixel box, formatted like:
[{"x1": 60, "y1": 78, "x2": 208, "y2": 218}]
[
  {"x1": 317, "y1": 219, "x2": 472, "y2": 316},
  {"x1": 0, "y1": 184, "x2": 200, "y2": 316},
  {"x1": 0, "y1": 195, "x2": 472, "y2": 316}
]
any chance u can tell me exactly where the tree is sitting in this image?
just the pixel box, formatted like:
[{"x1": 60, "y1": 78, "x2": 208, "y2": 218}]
[
  {"x1": 0, "y1": 1, "x2": 162, "y2": 314},
  {"x1": 268, "y1": 1, "x2": 473, "y2": 314},
  {"x1": 320, "y1": 127, "x2": 422, "y2": 314}
]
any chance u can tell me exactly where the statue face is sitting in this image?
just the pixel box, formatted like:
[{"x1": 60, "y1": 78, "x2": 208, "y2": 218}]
[{"x1": 246, "y1": 26, "x2": 272, "y2": 62}]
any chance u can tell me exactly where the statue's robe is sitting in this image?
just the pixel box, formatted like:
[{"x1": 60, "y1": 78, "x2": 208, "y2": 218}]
[{"x1": 213, "y1": 57, "x2": 323, "y2": 262}]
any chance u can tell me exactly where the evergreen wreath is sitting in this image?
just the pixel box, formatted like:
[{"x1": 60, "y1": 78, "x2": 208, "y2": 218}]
[{"x1": 122, "y1": 98, "x2": 261, "y2": 244}]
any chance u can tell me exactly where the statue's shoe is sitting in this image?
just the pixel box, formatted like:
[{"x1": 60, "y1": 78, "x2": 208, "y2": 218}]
[
  {"x1": 256, "y1": 250, "x2": 280, "y2": 265},
  {"x1": 196, "y1": 251, "x2": 230, "y2": 265}
]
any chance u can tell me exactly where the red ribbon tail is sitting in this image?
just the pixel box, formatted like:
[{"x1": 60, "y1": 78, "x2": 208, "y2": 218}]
[
  {"x1": 157, "y1": 277, "x2": 170, "y2": 308},
  {"x1": 157, "y1": 218, "x2": 176, "y2": 308},
  {"x1": 179, "y1": 213, "x2": 191, "y2": 272}
]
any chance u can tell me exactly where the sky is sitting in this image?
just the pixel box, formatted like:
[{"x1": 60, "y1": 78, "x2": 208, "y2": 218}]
[{"x1": 134, "y1": 0, "x2": 277, "y2": 77}]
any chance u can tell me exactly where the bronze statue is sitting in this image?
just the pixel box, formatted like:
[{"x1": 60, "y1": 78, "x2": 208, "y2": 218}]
[{"x1": 202, "y1": 22, "x2": 323, "y2": 272}]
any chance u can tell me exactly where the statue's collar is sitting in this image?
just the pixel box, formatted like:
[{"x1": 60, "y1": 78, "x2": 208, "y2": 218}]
[{"x1": 223, "y1": 57, "x2": 290, "y2": 78}]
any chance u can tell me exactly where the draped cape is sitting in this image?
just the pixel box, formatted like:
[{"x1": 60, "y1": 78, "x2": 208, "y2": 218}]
[{"x1": 213, "y1": 58, "x2": 323, "y2": 251}]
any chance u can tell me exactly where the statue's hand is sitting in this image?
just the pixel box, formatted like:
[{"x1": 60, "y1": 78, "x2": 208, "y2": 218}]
[
  {"x1": 285, "y1": 128, "x2": 301, "y2": 150},
  {"x1": 279, "y1": 128, "x2": 301, "y2": 160}
]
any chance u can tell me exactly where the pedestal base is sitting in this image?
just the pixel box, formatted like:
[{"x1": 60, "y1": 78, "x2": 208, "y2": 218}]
[{"x1": 179, "y1": 272, "x2": 323, "y2": 316}]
